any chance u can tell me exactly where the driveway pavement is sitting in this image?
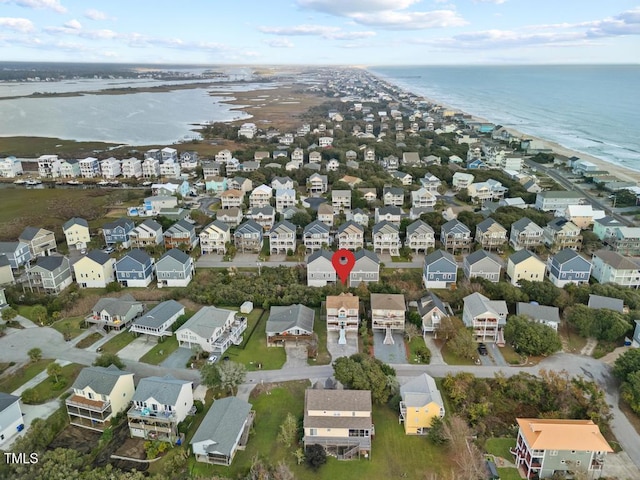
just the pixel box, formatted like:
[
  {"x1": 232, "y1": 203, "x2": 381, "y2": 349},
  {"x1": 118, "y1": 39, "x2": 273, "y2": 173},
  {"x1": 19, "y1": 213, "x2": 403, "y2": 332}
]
[
  {"x1": 118, "y1": 336, "x2": 158, "y2": 361},
  {"x1": 373, "y1": 331, "x2": 407, "y2": 364},
  {"x1": 326, "y1": 331, "x2": 357, "y2": 360},
  {"x1": 161, "y1": 347, "x2": 194, "y2": 369},
  {"x1": 283, "y1": 343, "x2": 308, "y2": 369},
  {"x1": 423, "y1": 335, "x2": 445, "y2": 365}
]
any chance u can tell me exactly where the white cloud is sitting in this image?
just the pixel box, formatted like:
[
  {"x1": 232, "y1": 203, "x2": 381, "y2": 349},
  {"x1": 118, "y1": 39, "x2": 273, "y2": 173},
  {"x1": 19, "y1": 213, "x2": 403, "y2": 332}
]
[
  {"x1": 259, "y1": 24, "x2": 339, "y2": 36},
  {"x1": 101, "y1": 50, "x2": 119, "y2": 58},
  {"x1": 0, "y1": 17, "x2": 35, "y2": 32},
  {"x1": 0, "y1": 0, "x2": 66, "y2": 13},
  {"x1": 473, "y1": 0, "x2": 507, "y2": 4},
  {"x1": 84, "y1": 9, "x2": 110, "y2": 21},
  {"x1": 350, "y1": 10, "x2": 468, "y2": 29},
  {"x1": 63, "y1": 19, "x2": 81, "y2": 30},
  {"x1": 296, "y1": 0, "x2": 419, "y2": 15},
  {"x1": 266, "y1": 38, "x2": 295, "y2": 48},
  {"x1": 327, "y1": 30, "x2": 376, "y2": 39}
]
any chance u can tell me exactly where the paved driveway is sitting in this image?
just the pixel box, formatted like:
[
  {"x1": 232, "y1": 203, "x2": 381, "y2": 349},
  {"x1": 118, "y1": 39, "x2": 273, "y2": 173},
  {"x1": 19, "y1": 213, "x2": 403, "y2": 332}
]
[
  {"x1": 373, "y1": 331, "x2": 407, "y2": 364},
  {"x1": 326, "y1": 331, "x2": 357, "y2": 360},
  {"x1": 283, "y1": 343, "x2": 308, "y2": 369},
  {"x1": 118, "y1": 336, "x2": 158, "y2": 361},
  {"x1": 161, "y1": 347, "x2": 194, "y2": 369}
]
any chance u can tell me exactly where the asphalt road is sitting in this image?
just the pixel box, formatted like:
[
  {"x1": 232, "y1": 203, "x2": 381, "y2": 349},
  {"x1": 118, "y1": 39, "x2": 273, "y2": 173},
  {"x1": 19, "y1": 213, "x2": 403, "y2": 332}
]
[{"x1": 2, "y1": 325, "x2": 638, "y2": 468}]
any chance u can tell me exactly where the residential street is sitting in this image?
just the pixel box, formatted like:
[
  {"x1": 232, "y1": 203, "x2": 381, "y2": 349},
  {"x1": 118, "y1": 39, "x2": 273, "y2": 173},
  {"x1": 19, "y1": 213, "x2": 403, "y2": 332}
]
[{"x1": 1, "y1": 325, "x2": 639, "y2": 469}]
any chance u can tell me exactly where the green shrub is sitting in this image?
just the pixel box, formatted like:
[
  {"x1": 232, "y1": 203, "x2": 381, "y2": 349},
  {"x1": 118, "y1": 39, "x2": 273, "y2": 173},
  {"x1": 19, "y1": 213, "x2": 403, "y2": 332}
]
[{"x1": 21, "y1": 388, "x2": 41, "y2": 404}]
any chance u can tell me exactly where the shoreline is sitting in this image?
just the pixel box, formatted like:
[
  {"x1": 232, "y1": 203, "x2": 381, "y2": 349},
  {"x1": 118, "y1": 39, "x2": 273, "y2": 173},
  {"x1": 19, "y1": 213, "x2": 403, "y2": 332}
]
[{"x1": 366, "y1": 69, "x2": 640, "y2": 184}]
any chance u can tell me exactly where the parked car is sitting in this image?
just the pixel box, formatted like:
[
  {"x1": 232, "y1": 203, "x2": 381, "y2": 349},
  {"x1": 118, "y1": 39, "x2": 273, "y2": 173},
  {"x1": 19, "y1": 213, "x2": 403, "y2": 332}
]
[
  {"x1": 477, "y1": 343, "x2": 488, "y2": 356},
  {"x1": 207, "y1": 355, "x2": 218, "y2": 364},
  {"x1": 103, "y1": 246, "x2": 115, "y2": 254}
]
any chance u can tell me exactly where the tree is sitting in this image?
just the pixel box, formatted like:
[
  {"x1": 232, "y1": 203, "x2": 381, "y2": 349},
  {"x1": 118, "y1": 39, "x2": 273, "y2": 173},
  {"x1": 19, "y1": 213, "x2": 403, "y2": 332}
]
[
  {"x1": 621, "y1": 370, "x2": 640, "y2": 415},
  {"x1": 278, "y1": 412, "x2": 298, "y2": 448},
  {"x1": 217, "y1": 360, "x2": 246, "y2": 395},
  {"x1": 305, "y1": 444, "x2": 327, "y2": 471},
  {"x1": 333, "y1": 354, "x2": 397, "y2": 404},
  {"x1": 32, "y1": 304, "x2": 48, "y2": 326},
  {"x1": 504, "y1": 315, "x2": 562, "y2": 356},
  {"x1": 27, "y1": 347, "x2": 42, "y2": 362},
  {"x1": 441, "y1": 415, "x2": 487, "y2": 480},
  {"x1": 200, "y1": 362, "x2": 221, "y2": 388},
  {"x1": 404, "y1": 323, "x2": 421, "y2": 342},
  {"x1": 518, "y1": 280, "x2": 561, "y2": 306},
  {"x1": 613, "y1": 348, "x2": 640, "y2": 382},
  {"x1": 1, "y1": 307, "x2": 17, "y2": 322},
  {"x1": 93, "y1": 353, "x2": 126, "y2": 369},
  {"x1": 47, "y1": 362, "x2": 62, "y2": 382},
  {"x1": 448, "y1": 328, "x2": 476, "y2": 360},
  {"x1": 290, "y1": 211, "x2": 312, "y2": 228}
]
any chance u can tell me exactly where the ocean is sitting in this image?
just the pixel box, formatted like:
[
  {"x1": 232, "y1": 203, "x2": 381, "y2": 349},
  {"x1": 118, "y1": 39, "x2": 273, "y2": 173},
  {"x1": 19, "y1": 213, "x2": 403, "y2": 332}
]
[{"x1": 368, "y1": 65, "x2": 640, "y2": 172}]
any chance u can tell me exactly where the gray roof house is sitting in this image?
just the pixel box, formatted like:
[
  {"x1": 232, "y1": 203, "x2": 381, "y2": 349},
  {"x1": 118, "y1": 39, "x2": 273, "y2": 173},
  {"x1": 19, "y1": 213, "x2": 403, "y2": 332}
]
[
  {"x1": 547, "y1": 249, "x2": 592, "y2": 287},
  {"x1": 115, "y1": 248, "x2": 154, "y2": 288},
  {"x1": 303, "y1": 220, "x2": 331, "y2": 252},
  {"x1": 463, "y1": 249, "x2": 502, "y2": 283},
  {"x1": 266, "y1": 304, "x2": 315, "y2": 345},
  {"x1": 462, "y1": 292, "x2": 508, "y2": 344},
  {"x1": 475, "y1": 218, "x2": 507, "y2": 251},
  {"x1": 0, "y1": 255, "x2": 14, "y2": 286},
  {"x1": 423, "y1": 249, "x2": 457, "y2": 289},
  {"x1": 164, "y1": 219, "x2": 198, "y2": 251},
  {"x1": 510, "y1": 217, "x2": 544, "y2": 251},
  {"x1": 19, "y1": 226, "x2": 57, "y2": 257},
  {"x1": 66, "y1": 365, "x2": 135, "y2": 431},
  {"x1": 0, "y1": 241, "x2": 31, "y2": 270},
  {"x1": 234, "y1": 220, "x2": 263, "y2": 253},
  {"x1": 155, "y1": 249, "x2": 194, "y2": 288},
  {"x1": 516, "y1": 302, "x2": 561, "y2": 331},
  {"x1": 417, "y1": 291, "x2": 452, "y2": 334},
  {"x1": 587, "y1": 294, "x2": 625, "y2": 313},
  {"x1": 405, "y1": 220, "x2": 435, "y2": 254},
  {"x1": 176, "y1": 306, "x2": 247, "y2": 354},
  {"x1": 373, "y1": 221, "x2": 401, "y2": 256},
  {"x1": 0, "y1": 392, "x2": 23, "y2": 446},
  {"x1": 269, "y1": 221, "x2": 297, "y2": 254},
  {"x1": 350, "y1": 250, "x2": 380, "y2": 287},
  {"x1": 399, "y1": 373, "x2": 445, "y2": 435},
  {"x1": 307, "y1": 249, "x2": 335, "y2": 287},
  {"x1": 441, "y1": 219, "x2": 472, "y2": 253},
  {"x1": 27, "y1": 255, "x2": 72, "y2": 294},
  {"x1": 128, "y1": 375, "x2": 194, "y2": 443},
  {"x1": 88, "y1": 294, "x2": 143, "y2": 331},
  {"x1": 130, "y1": 300, "x2": 185, "y2": 337},
  {"x1": 191, "y1": 396, "x2": 254, "y2": 466}
]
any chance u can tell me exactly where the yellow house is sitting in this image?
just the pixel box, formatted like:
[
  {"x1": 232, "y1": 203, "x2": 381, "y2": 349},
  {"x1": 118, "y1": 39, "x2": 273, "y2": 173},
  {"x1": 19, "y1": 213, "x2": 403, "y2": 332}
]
[
  {"x1": 65, "y1": 365, "x2": 135, "y2": 431},
  {"x1": 399, "y1": 373, "x2": 445, "y2": 435},
  {"x1": 72, "y1": 250, "x2": 116, "y2": 288},
  {"x1": 62, "y1": 217, "x2": 91, "y2": 250},
  {"x1": 507, "y1": 249, "x2": 546, "y2": 286}
]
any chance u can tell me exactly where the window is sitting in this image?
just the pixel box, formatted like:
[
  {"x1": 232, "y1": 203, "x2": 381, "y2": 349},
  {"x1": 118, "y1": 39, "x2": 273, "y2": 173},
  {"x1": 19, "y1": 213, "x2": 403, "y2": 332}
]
[
  {"x1": 550, "y1": 450, "x2": 558, "y2": 456},
  {"x1": 309, "y1": 428, "x2": 316, "y2": 436}
]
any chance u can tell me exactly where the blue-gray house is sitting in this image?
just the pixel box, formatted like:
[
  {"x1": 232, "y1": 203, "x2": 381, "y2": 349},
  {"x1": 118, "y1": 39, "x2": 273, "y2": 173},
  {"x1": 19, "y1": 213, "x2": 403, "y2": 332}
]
[
  {"x1": 547, "y1": 248, "x2": 592, "y2": 287},
  {"x1": 0, "y1": 241, "x2": 31, "y2": 269},
  {"x1": 115, "y1": 248, "x2": 154, "y2": 288},
  {"x1": 103, "y1": 218, "x2": 136, "y2": 249},
  {"x1": 423, "y1": 249, "x2": 458, "y2": 289}
]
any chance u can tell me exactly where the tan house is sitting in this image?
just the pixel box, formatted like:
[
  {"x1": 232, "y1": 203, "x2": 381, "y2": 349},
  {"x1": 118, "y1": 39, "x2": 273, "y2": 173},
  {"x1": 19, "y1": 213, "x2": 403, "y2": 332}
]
[
  {"x1": 371, "y1": 293, "x2": 405, "y2": 343},
  {"x1": 303, "y1": 389, "x2": 373, "y2": 460},
  {"x1": 475, "y1": 218, "x2": 507, "y2": 251},
  {"x1": 507, "y1": 250, "x2": 547, "y2": 285},
  {"x1": 220, "y1": 189, "x2": 244, "y2": 209},
  {"x1": 336, "y1": 221, "x2": 364, "y2": 251},
  {"x1": 199, "y1": 220, "x2": 230, "y2": 255},
  {"x1": 73, "y1": 250, "x2": 116, "y2": 289},
  {"x1": 543, "y1": 218, "x2": 583, "y2": 253},
  {"x1": 326, "y1": 293, "x2": 359, "y2": 334},
  {"x1": 19, "y1": 226, "x2": 57, "y2": 257},
  {"x1": 66, "y1": 365, "x2": 135, "y2": 431},
  {"x1": 564, "y1": 204, "x2": 598, "y2": 229},
  {"x1": 62, "y1": 217, "x2": 90, "y2": 250}
]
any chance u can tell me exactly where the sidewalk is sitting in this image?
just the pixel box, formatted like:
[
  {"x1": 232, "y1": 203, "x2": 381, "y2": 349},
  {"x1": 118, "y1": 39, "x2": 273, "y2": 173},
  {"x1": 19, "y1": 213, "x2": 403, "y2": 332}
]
[
  {"x1": 69, "y1": 325, "x2": 107, "y2": 348},
  {"x1": 12, "y1": 359, "x2": 71, "y2": 396}
]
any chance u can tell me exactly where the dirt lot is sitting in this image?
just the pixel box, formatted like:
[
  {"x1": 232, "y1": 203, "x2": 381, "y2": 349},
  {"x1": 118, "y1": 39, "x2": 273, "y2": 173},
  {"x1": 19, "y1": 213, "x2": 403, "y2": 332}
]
[
  {"x1": 92, "y1": 422, "x2": 148, "y2": 473},
  {"x1": 114, "y1": 437, "x2": 147, "y2": 460},
  {"x1": 49, "y1": 425, "x2": 101, "y2": 454}
]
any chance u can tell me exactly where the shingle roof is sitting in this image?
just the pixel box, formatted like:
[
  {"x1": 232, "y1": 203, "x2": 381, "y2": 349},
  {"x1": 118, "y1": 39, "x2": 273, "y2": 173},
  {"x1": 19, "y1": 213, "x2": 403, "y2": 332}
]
[
  {"x1": 326, "y1": 293, "x2": 359, "y2": 310},
  {"x1": 71, "y1": 365, "x2": 133, "y2": 395},
  {"x1": 400, "y1": 373, "x2": 444, "y2": 409},
  {"x1": 424, "y1": 249, "x2": 456, "y2": 265},
  {"x1": 176, "y1": 306, "x2": 236, "y2": 338},
  {"x1": 33, "y1": 255, "x2": 66, "y2": 271},
  {"x1": 593, "y1": 250, "x2": 640, "y2": 271},
  {"x1": 304, "y1": 389, "x2": 372, "y2": 429},
  {"x1": 0, "y1": 255, "x2": 10, "y2": 268},
  {"x1": 20, "y1": 226, "x2": 47, "y2": 241},
  {"x1": 158, "y1": 248, "x2": 190, "y2": 265},
  {"x1": 307, "y1": 249, "x2": 333, "y2": 263},
  {"x1": 373, "y1": 221, "x2": 399, "y2": 235},
  {"x1": 267, "y1": 304, "x2": 315, "y2": 334},
  {"x1": 516, "y1": 302, "x2": 561, "y2": 324},
  {"x1": 370, "y1": 293, "x2": 405, "y2": 311},
  {"x1": 62, "y1": 217, "x2": 88, "y2": 231},
  {"x1": 465, "y1": 249, "x2": 501, "y2": 266},
  {"x1": 463, "y1": 292, "x2": 507, "y2": 324},
  {"x1": 406, "y1": 220, "x2": 434, "y2": 236},
  {"x1": 85, "y1": 250, "x2": 111, "y2": 265},
  {"x1": 92, "y1": 294, "x2": 140, "y2": 317},
  {"x1": 0, "y1": 392, "x2": 20, "y2": 412},
  {"x1": 551, "y1": 248, "x2": 585, "y2": 265},
  {"x1": 134, "y1": 300, "x2": 184, "y2": 328},
  {"x1": 417, "y1": 292, "x2": 448, "y2": 317},
  {"x1": 190, "y1": 396, "x2": 252, "y2": 456},
  {"x1": 509, "y1": 249, "x2": 541, "y2": 265},
  {"x1": 122, "y1": 248, "x2": 151, "y2": 265},
  {"x1": 588, "y1": 294, "x2": 624, "y2": 313},
  {"x1": 131, "y1": 375, "x2": 191, "y2": 406}
]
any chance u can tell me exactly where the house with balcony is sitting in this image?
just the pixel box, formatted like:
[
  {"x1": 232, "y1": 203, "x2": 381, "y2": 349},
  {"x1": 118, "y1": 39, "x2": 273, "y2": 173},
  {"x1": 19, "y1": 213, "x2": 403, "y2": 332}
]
[
  {"x1": 79, "y1": 157, "x2": 100, "y2": 178},
  {"x1": 350, "y1": 250, "x2": 380, "y2": 287},
  {"x1": 468, "y1": 179, "x2": 508, "y2": 203},
  {"x1": 220, "y1": 189, "x2": 244, "y2": 209},
  {"x1": 303, "y1": 389, "x2": 373, "y2": 460},
  {"x1": 475, "y1": 218, "x2": 507, "y2": 251},
  {"x1": 543, "y1": 218, "x2": 583, "y2": 253},
  {"x1": 303, "y1": 220, "x2": 331, "y2": 252},
  {"x1": 399, "y1": 373, "x2": 445, "y2": 435},
  {"x1": 591, "y1": 250, "x2": 640, "y2": 288},
  {"x1": 0, "y1": 156, "x2": 23, "y2": 178},
  {"x1": 130, "y1": 300, "x2": 185, "y2": 338},
  {"x1": 176, "y1": 306, "x2": 246, "y2": 354},
  {"x1": 452, "y1": 172, "x2": 474, "y2": 190},
  {"x1": 441, "y1": 219, "x2": 472, "y2": 254},
  {"x1": 121, "y1": 157, "x2": 142, "y2": 178},
  {"x1": 326, "y1": 293, "x2": 359, "y2": 339},
  {"x1": 37, "y1": 154, "x2": 62, "y2": 178},
  {"x1": 593, "y1": 216, "x2": 623, "y2": 242},
  {"x1": 191, "y1": 397, "x2": 254, "y2": 466},
  {"x1": 128, "y1": 376, "x2": 193, "y2": 443},
  {"x1": 0, "y1": 242, "x2": 30, "y2": 270},
  {"x1": 59, "y1": 159, "x2": 81, "y2": 178},
  {"x1": 307, "y1": 173, "x2": 328, "y2": 195},
  {"x1": 234, "y1": 220, "x2": 263, "y2": 253},
  {"x1": 66, "y1": 365, "x2": 134, "y2": 431},
  {"x1": 269, "y1": 221, "x2": 297, "y2": 254},
  {"x1": 372, "y1": 221, "x2": 401, "y2": 256},
  {"x1": 608, "y1": 227, "x2": 640, "y2": 256},
  {"x1": 507, "y1": 250, "x2": 546, "y2": 286},
  {"x1": 308, "y1": 151, "x2": 322, "y2": 164},
  {"x1": 130, "y1": 219, "x2": 163, "y2": 248},
  {"x1": 375, "y1": 206, "x2": 402, "y2": 226},
  {"x1": 332, "y1": 190, "x2": 352, "y2": 214},
  {"x1": 204, "y1": 175, "x2": 227, "y2": 194},
  {"x1": 271, "y1": 176, "x2": 294, "y2": 190},
  {"x1": 62, "y1": 217, "x2": 90, "y2": 251},
  {"x1": 103, "y1": 218, "x2": 135, "y2": 249},
  {"x1": 217, "y1": 207, "x2": 243, "y2": 228},
  {"x1": 535, "y1": 191, "x2": 585, "y2": 212},
  {"x1": 383, "y1": 186, "x2": 404, "y2": 207},
  {"x1": 422, "y1": 249, "x2": 457, "y2": 289},
  {"x1": 307, "y1": 249, "x2": 336, "y2": 287},
  {"x1": 73, "y1": 250, "x2": 115, "y2": 289},
  {"x1": 87, "y1": 294, "x2": 143, "y2": 332},
  {"x1": 275, "y1": 188, "x2": 296, "y2": 213},
  {"x1": 463, "y1": 249, "x2": 502, "y2": 283},
  {"x1": 405, "y1": 220, "x2": 435, "y2": 254},
  {"x1": 142, "y1": 157, "x2": 161, "y2": 178},
  {"x1": 512, "y1": 418, "x2": 613, "y2": 480},
  {"x1": 115, "y1": 248, "x2": 154, "y2": 287},
  {"x1": 336, "y1": 221, "x2": 364, "y2": 251},
  {"x1": 510, "y1": 218, "x2": 544, "y2": 251},
  {"x1": 419, "y1": 173, "x2": 441, "y2": 193},
  {"x1": 19, "y1": 226, "x2": 57, "y2": 257},
  {"x1": 26, "y1": 255, "x2": 72, "y2": 294},
  {"x1": 411, "y1": 188, "x2": 437, "y2": 209},
  {"x1": 199, "y1": 220, "x2": 230, "y2": 255},
  {"x1": 417, "y1": 291, "x2": 451, "y2": 334},
  {"x1": 164, "y1": 219, "x2": 197, "y2": 251},
  {"x1": 547, "y1": 249, "x2": 592, "y2": 287},
  {"x1": 246, "y1": 205, "x2": 276, "y2": 231},
  {"x1": 249, "y1": 184, "x2": 272, "y2": 208},
  {"x1": 266, "y1": 304, "x2": 315, "y2": 346},
  {"x1": 315, "y1": 203, "x2": 333, "y2": 227},
  {"x1": 358, "y1": 188, "x2": 377, "y2": 203},
  {"x1": 462, "y1": 292, "x2": 508, "y2": 344},
  {"x1": 155, "y1": 249, "x2": 194, "y2": 287},
  {"x1": 371, "y1": 293, "x2": 405, "y2": 344},
  {"x1": 348, "y1": 208, "x2": 370, "y2": 227},
  {"x1": 100, "y1": 157, "x2": 121, "y2": 179}
]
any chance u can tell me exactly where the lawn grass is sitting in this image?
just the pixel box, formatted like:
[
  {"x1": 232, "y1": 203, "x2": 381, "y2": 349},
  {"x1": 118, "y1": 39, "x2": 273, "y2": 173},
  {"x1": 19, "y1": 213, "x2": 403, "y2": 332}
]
[
  {"x1": 440, "y1": 342, "x2": 475, "y2": 366},
  {"x1": 485, "y1": 437, "x2": 516, "y2": 459},
  {"x1": 499, "y1": 345, "x2": 523, "y2": 365},
  {"x1": 223, "y1": 309, "x2": 285, "y2": 371},
  {"x1": 560, "y1": 323, "x2": 588, "y2": 354},
  {"x1": 497, "y1": 468, "x2": 522, "y2": 480},
  {"x1": 139, "y1": 336, "x2": 179, "y2": 365},
  {"x1": 75, "y1": 332, "x2": 103, "y2": 349},
  {"x1": 52, "y1": 316, "x2": 87, "y2": 340},
  {"x1": 23, "y1": 363, "x2": 83, "y2": 404},
  {"x1": 310, "y1": 306, "x2": 331, "y2": 366},
  {"x1": 99, "y1": 330, "x2": 137, "y2": 356},
  {"x1": 17, "y1": 305, "x2": 40, "y2": 322},
  {"x1": 407, "y1": 336, "x2": 430, "y2": 364},
  {"x1": 0, "y1": 358, "x2": 52, "y2": 393}
]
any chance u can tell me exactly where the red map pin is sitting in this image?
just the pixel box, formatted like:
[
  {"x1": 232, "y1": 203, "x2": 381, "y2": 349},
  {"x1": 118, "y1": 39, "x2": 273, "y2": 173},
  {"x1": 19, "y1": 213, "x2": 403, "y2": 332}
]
[{"x1": 332, "y1": 249, "x2": 356, "y2": 285}]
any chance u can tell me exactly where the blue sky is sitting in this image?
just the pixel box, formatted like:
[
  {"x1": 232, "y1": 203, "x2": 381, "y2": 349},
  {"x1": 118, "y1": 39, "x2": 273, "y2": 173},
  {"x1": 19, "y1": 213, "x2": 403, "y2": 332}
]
[{"x1": 0, "y1": 0, "x2": 639, "y2": 64}]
